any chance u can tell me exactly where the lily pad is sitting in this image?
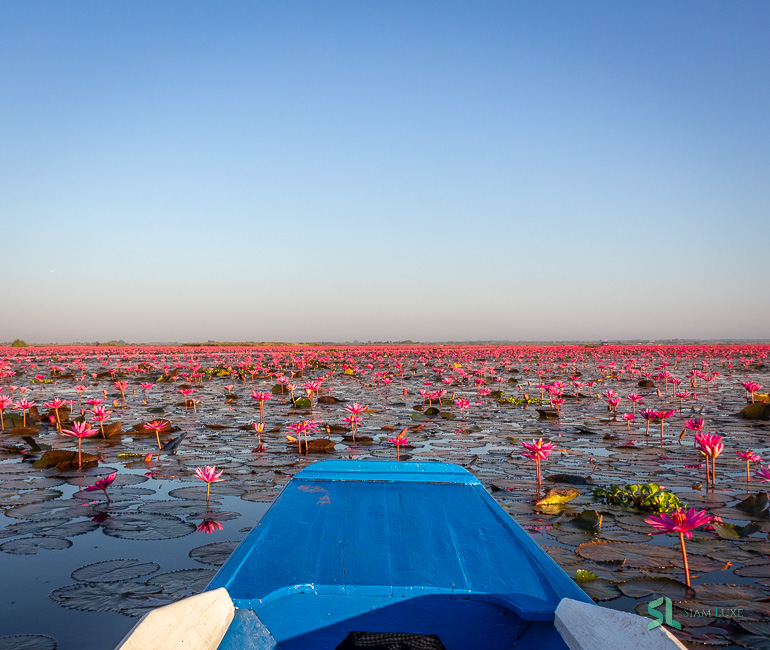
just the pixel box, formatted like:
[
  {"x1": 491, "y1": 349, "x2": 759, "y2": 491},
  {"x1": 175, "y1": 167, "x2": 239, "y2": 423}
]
[
  {"x1": 0, "y1": 518, "x2": 69, "y2": 540},
  {"x1": 72, "y1": 559, "x2": 160, "y2": 583},
  {"x1": 189, "y1": 541, "x2": 240, "y2": 567},
  {"x1": 0, "y1": 635, "x2": 57, "y2": 650},
  {"x1": 101, "y1": 513, "x2": 196, "y2": 540},
  {"x1": 1, "y1": 490, "x2": 62, "y2": 507},
  {"x1": 694, "y1": 583, "x2": 767, "y2": 605},
  {"x1": 730, "y1": 634, "x2": 770, "y2": 649},
  {"x1": 735, "y1": 563, "x2": 770, "y2": 578},
  {"x1": 545, "y1": 474, "x2": 593, "y2": 485},
  {"x1": 0, "y1": 536, "x2": 72, "y2": 555},
  {"x1": 712, "y1": 522, "x2": 761, "y2": 540},
  {"x1": 536, "y1": 488, "x2": 579, "y2": 506},
  {"x1": 735, "y1": 621, "x2": 770, "y2": 637},
  {"x1": 146, "y1": 568, "x2": 216, "y2": 598},
  {"x1": 618, "y1": 577, "x2": 694, "y2": 600},
  {"x1": 49, "y1": 581, "x2": 170, "y2": 615},
  {"x1": 735, "y1": 492, "x2": 770, "y2": 518},
  {"x1": 575, "y1": 541, "x2": 677, "y2": 569},
  {"x1": 579, "y1": 578, "x2": 622, "y2": 601},
  {"x1": 167, "y1": 484, "x2": 246, "y2": 501}
]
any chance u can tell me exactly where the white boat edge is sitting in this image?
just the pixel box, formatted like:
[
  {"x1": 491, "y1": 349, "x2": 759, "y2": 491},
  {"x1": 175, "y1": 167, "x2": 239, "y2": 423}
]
[
  {"x1": 115, "y1": 587, "x2": 234, "y2": 650},
  {"x1": 115, "y1": 590, "x2": 687, "y2": 650},
  {"x1": 555, "y1": 597, "x2": 687, "y2": 650}
]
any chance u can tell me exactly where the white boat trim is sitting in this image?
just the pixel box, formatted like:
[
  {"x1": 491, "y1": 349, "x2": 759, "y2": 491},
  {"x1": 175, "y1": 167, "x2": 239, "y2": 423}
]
[
  {"x1": 555, "y1": 597, "x2": 687, "y2": 650},
  {"x1": 115, "y1": 587, "x2": 234, "y2": 650}
]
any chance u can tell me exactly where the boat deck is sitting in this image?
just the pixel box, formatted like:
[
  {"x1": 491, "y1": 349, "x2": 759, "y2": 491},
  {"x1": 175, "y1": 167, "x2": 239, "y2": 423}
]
[{"x1": 207, "y1": 461, "x2": 591, "y2": 649}]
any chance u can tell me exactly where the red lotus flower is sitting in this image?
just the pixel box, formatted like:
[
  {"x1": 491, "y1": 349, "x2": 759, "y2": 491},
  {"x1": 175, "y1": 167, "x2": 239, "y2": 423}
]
[
  {"x1": 755, "y1": 465, "x2": 770, "y2": 483},
  {"x1": 683, "y1": 418, "x2": 705, "y2": 444},
  {"x1": 0, "y1": 394, "x2": 13, "y2": 431},
  {"x1": 639, "y1": 408, "x2": 657, "y2": 436},
  {"x1": 388, "y1": 428, "x2": 409, "y2": 461},
  {"x1": 655, "y1": 409, "x2": 675, "y2": 446},
  {"x1": 139, "y1": 382, "x2": 155, "y2": 401},
  {"x1": 740, "y1": 381, "x2": 763, "y2": 403},
  {"x1": 626, "y1": 393, "x2": 643, "y2": 416},
  {"x1": 195, "y1": 466, "x2": 226, "y2": 503},
  {"x1": 737, "y1": 450, "x2": 761, "y2": 483},
  {"x1": 454, "y1": 398, "x2": 470, "y2": 418},
  {"x1": 521, "y1": 438, "x2": 555, "y2": 461},
  {"x1": 14, "y1": 397, "x2": 36, "y2": 427},
  {"x1": 695, "y1": 432, "x2": 724, "y2": 486},
  {"x1": 645, "y1": 507, "x2": 713, "y2": 540},
  {"x1": 645, "y1": 507, "x2": 713, "y2": 587},
  {"x1": 84, "y1": 472, "x2": 117, "y2": 502},
  {"x1": 249, "y1": 390, "x2": 272, "y2": 423},
  {"x1": 114, "y1": 381, "x2": 128, "y2": 400},
  {"x1": 197, "y1": 519, "x2": 223, "y2": 534},
  {"x1": 143, "y1": 420, "x2": 169, "y2": 450},
  {"x1": 521, "y1": 439, "x2": 555, "y2": 486},
  {"x1": 62, "y1": 421, "x2": 97, "y2": 468},
  {"x1": 344, "y1": 402, "x2": 367, "y2": 415}
]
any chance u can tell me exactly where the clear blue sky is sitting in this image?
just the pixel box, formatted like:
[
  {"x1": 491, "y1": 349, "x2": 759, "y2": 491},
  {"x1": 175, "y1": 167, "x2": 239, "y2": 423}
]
[{"x1": 1, "y1": 1, "x2": 768, "y2": 343}]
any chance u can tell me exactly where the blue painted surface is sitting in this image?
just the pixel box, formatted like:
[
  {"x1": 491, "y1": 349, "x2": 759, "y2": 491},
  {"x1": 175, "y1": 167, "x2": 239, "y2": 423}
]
[
  {"x1": 292, "y1": 460, "x2": 481, "y2": 485},
  {"x1": 210, "y1": 460, "x2": 592, "y2": 649}
]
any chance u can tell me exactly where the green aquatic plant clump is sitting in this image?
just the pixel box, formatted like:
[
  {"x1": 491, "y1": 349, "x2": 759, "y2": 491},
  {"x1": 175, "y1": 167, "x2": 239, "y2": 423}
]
[
  {"x1": 503, "y1": 396, "x2": 546, "y2": 406},
  {"x1": 592, "y1": 482, "x2": 685, "y2": 513}
]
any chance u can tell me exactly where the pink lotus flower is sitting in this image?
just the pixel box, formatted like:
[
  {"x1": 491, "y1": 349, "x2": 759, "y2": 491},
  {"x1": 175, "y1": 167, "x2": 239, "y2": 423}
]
[
  {"x1": 197, "y1": 519, "x2": 223, "y2": 534},
  {"x1": 344, "y1": 414, "x2": 363, "y2": 439},
  {"x1": 521, "y1": 439, "x2": 555, "y2": 486},
  {"x1": 89, "y1": 405, "x2": 112, "y2": 438},
  {"x1": 139, "y1": 382, "x2": 154, "y2": 401},
  {"x1": 388, "y1": 428, "x2": 409, "y2": 461},
  {"x1": 195, "y1": 466, "x2": 226, "y2": 503},
  {"x1": 626, "y1": 393, "x2": 644, "y2": 416},
  {"x1": 143, "y1": 420, "x2": 168, "y2": 450},
  {"x1": 645, "y1": 507, "x2": 713, "y2": 586},
  {"x1": 252, "y1": 422, "x2": 265, "y2": 452},
  {"x1": 655, "y1": 409, "x2": 675, "y2": 446},
  {"x1": 114, "y1": 381, "x2": 128, "y2": 400},
  {"x1": 740, "y1": 381, "x2": 763, "y2": 403},
  {"x1": 250, "y1": 391, "x2": 272, "y2": 423},
  {"x1": 683, "y1": 418, "x2": 705, "y2": 446},
  {"x1": 343, "y1": 403, "x2": 367, "y2": 439},
  {"x1": 454, "y1": 398, "x2": 470, "y2": 418},
  {"x1": 695, "y1": 432, "x2": 724, "y2": 487},
  {"x1": 344, "y1": 402, "x2": 367, "y2": 415},
  {"x1": 14, "y1": 397, "x2": 36, "y2": 427},
  {"x1": 0, "y1": 394, "x2": 13, "y2": 431},
  {"x1": 639, "y1": 408, "x2": 656, "y2": 436},
  {"x1": 84, "y1": 472, "x2": 117, "y2": 502},
  {"x1": 286, "y1": 420, "x2": 318, "y2": 454},
  {"x1": 737, "y1": 450, "x2": 761, "y2": 483},
  {"x1": 754, "y1": 464, "x2": 770, "y2": 483},
  {"x1": 645, "y1": 507, "x2": 713, "y2": 540},
  {"x1": 62, "y1": 421, "x2": 97, "y2": 468},
  {"x1": 178, "y1": 388, "x2": 194, "y2": 412}
]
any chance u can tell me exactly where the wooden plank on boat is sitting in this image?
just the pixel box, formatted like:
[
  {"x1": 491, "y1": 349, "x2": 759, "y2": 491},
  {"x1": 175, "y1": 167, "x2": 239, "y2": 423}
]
[
  {"x1": 115, "y1": 587, "x2": 234, "y2": 650},
  {"x1": 555, "y1": 598, "x2": 687, "y2": 650}
]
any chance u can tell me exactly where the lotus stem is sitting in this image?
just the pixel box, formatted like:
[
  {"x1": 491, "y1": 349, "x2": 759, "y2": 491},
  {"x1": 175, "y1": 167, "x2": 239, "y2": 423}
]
[{"x1": 679, "y1": 532, "x2": 691, "y2": 586}]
